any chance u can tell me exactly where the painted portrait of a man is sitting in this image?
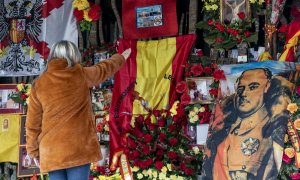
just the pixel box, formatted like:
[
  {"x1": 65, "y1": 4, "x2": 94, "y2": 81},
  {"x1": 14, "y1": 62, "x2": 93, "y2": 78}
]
[
  {"x1": 2, "y1": 118, "x2": 9, "y2": 131},
  {"x1": 202, "y1": 62, "x2": 296, "y2": 179}
]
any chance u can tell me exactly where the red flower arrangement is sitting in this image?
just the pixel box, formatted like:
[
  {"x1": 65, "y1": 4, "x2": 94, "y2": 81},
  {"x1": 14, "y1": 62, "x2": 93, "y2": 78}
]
[
  {"x1": 72, "y1": 0, "x2": 101, "y2": 32},
  {"x1": 196, "y1": 12, "x2": 258, "y2": 50},
  {"x1": 123, "y1": 94, "x2": 203, "y2": 179}
]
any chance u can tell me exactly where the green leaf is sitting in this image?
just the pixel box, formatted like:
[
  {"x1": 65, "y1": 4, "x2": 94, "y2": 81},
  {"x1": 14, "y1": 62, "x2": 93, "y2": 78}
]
[
  {"x1": 195, "y1": 21, "x2": 210, "y2": 29},
  {"x1": 245, "y1": 33, "x2": 258, "y2": 43},
  {"x1": 204, "y1": 38, "x2": 216, "y2": 45}
]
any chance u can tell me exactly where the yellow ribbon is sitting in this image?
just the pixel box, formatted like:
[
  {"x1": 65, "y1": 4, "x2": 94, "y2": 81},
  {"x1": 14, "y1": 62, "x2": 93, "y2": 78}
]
[
  {"x1": 287, "y1": 120, "x2": 300, "y2": 168},
  {"x1": 279, "y1": 31, "x2": 300, "y2": 61}
]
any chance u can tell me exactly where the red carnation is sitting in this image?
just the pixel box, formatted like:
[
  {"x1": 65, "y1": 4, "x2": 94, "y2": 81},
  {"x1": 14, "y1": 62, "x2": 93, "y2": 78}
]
[
  {"x1": 184, "y1": 168, "x2": 194, "y2": 175},
  {"x1": 209, "y1": 88, "x2": 218, "y2": 96},
  {"x1": 142, "y1": 145, "x2": 151, "y2": 155},
  {"x1": 133, "y1": 128, "x2": 143, "y2": 138},
  {"x1": 237, "y1": 12, "x2": 246, "y2": 20},
  {"x1": 176, "y1": 81, "x2": 188, "y2": 93},
  {"x1": 132, "y1": 150, "x2": 140, "y2": 158},
  {"x1": 88, "y1": 4, "x2": 101, "y2": 21},
  {"x1": 155, "y1": 161, "x2": 164, "y2": 170},
  {"x1": 157, "y1": 119, "x2": 165, "y2": 127},
  {"x1": 156, "y1": 149, "x2": 164, "y2": 157},
  {"x1": 139, "y1": 160, "x2": 148, "y2": 169},
  {"x1": 167, "y1": 151, "x2": 177, "y2": 159},
  {"x1": 214, "y1": 22, "x2": 225, "y2": 32},
  {"x1": 290, "y1": 173, "x2": 300, "y2": 180},
  {"x1": 237, "y1": 38, "x2": 243, "y2": 44},
  {"x1": 169, "y1": 137, "x2": 178, "y2": 146},
  {"x1": 196, "y1": 50, "x2": 204, "y2": 57},
  {"x1": 208, "y1": 19, "x2": 214, "y2": 25},
  {"x1": 153, "y1": 110, "x2": 161, "y2": 117},
  {"x1": 144, "y1": 134, "x2": 153, "y2": 143},
  {"x1": 282, "y1": 153, "x2": 291, "y2": 164},
  {"x1": 212, "y1": 69, "x2": 225, "y2": 81},
  {"x1": 159, "y1": 133, "x2": 166, "y2": 142},
  {"x1": 296, "y1": 86, "x2": 300, "y2": 96},
  {"x1": 168, "y1": 124, "x2": 176, "y2": 132},
  {"x1": 191, "y1": 64, "x2": 203, "y2": 76},
  {"x1": 127, "y1": 137, "x2": 137, "y2": 149},
  {"x1": 215, "y1": 37, "x2": 223, "y2": 43},
  {"x1": 73, "y1": 9, "x2": 84, "y2": 22},
  {"x1": 180, "y1": 93, "x2": 191, "y2": 105},
  {"x1": 244, "y1": 31, "x2": 251, "y2": 38},
  {"x1": 203, "y1": 66, "x2": 212, "y2": 74},
  {"x1": 148, "y1": 124, "x2": 155, "y2": 131}
]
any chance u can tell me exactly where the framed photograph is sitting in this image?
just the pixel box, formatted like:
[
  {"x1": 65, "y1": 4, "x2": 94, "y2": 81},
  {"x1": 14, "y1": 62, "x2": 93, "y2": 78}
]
[
  {"x1": 220, "y1": 0, "x2": 250, "y2": 23},
  {"x1": 186, "y1": 77, "x2": 214, "y2": 104},
  {"x1": 19, "y1": 115, "x2": 27, "y2": 145},
  {"x1": 0, "y1": 84, "x2": 23, "y2": 114},
  {"x1": 18, "y1": 146, "x2": 40, "y2": 177},
  {"x1": 136, "y1": 5, "x2": 163, "y2": 28}
]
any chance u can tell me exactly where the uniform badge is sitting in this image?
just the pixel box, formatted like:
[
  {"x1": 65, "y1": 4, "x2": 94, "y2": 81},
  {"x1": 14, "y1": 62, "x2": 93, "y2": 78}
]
[{"x1": 240, "y1": 137, "x2": 260, "y2": 156}]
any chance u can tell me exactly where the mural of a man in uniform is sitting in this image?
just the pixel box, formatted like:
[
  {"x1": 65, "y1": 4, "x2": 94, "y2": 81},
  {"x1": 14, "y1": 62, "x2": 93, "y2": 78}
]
[{"x1": 202, "y1": 68, "x2": 293, "y2": 179}]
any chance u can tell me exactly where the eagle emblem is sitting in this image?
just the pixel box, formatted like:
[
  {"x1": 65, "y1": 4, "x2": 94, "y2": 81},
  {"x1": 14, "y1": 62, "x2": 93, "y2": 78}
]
[{"x1": 0, "y1": 0, "x2": 43, "y2": 73}]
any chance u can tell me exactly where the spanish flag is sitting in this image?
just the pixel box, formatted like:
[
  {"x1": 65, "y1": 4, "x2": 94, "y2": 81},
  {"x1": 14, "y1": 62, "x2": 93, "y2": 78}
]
[
  {"x1": 0, "y1": 114, "x2": 20, "y2": 163},
  {"x1": 279, "y1": 19, "x2": 300, "y2": 61},
  {"x1": 109, "y1": 34, "x2": 196, "y2": 169}
]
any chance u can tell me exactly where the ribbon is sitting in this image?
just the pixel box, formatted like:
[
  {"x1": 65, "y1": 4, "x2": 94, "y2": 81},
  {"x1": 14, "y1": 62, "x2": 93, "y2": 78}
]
[
  {"x1": 287, "y1": 119, "x2": 300, "y2": 168},
  {"x1": 109, "y1": 148, "x2": 123, "y2": 171},
  {"x1": 119, "y1": 154, "x2": 134, "y2": 180},
  {"x1": 279, "y1": 31, "x2": 300, "y2": 61}
]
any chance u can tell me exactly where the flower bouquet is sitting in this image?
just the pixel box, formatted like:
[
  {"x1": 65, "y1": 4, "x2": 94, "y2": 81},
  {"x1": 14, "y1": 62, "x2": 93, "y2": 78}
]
[
  {"x1": 89, "y1": 163, "x2": 121, "y2": 180},
  {"x1": 123, "y1": 93, "x2": 203, "y2": 179},
  {"x1": 8, "y1": 82, "x2": 31, "y2": 106},
  {"x1": 279, "y1": 83, "x2": 300, "y2": 179},
  {"x1": 72, "y1": 0, "x2": 101, "y2": 32}
]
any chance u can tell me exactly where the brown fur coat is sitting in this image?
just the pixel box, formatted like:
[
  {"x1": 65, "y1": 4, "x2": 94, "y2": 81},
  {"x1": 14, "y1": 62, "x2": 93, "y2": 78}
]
[{"x1": 26, "y1": 54, "x2": 125, "y2": 172}]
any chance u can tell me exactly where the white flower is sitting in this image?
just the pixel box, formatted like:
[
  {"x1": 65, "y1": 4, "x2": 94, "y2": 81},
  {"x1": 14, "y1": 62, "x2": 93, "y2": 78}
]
[
  {"x1": 192, "y1": 146, "x2": 200, "y2": 154},
  {"x1": 131, "y1": 166, "x2": 139, "y2": 172},
  {"x1": 137, "y1": 173, "x2": 143, "y2": 179},
  {"x1": 199, "y1": 107, "x2": 206, "y2": 112}
]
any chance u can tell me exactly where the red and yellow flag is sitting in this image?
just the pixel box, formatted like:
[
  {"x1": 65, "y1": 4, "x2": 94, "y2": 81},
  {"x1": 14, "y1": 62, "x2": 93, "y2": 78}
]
[{"x1": 109, "y1": 34, "x2": 196, "y2": 169}]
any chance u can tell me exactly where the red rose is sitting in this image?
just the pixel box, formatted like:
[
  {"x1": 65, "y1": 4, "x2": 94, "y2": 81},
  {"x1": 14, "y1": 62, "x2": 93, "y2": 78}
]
[
  {"x1": 212, "y1": 69, "x2": 225, "y2": 81},
  {"x1": 184, "y1": 168, "x2": 194, "y2": 175},
  {"x1": 184, "y1": 62, "x2": 190, "y2": 68},
  {"x1": 21, "y1": 92, "x2": 27, "y2": 100},
  {"x1": 156, "y1": 149, "x2": 164, "y2": 157},
  {"x1": 191, "y1": 64, "x2": 203, "y2": 76},
  {"x1": 132, "y1": 150, "x2": 140, "y2": 158},
  {"x1": 167, "y1": 151, "x2": 177, "y2": 159},
  {"x1": 196, "y1": 50, "x2": 204, "y2": 57},
  {"x1": 133, "y1": 128, "x2": 143, "y2": 138},
  {"x1": 180, "y1": 162, "x2": 186, "y2": 171},
  {"x1": 144, "y1": 134, "x2": 153, "y2": 143},
  {"x1": 282, "y1": 153, "x2": 291, "y2": 164},
  {"x1": 127, "y1": 137, "x2": 137, "y2": 149},
  {"x1": 290, "y1": 173, "x2": 300, "y2": 180},
  {"x1": 212, "y1": 63, "x2": 218, "y2": 69},
  {"x1": 237, "y1": 38, "x2": 243, "y2": 44},
  {"x1": 155, "y1": 161, "x2": 164, "y2": 170},
  {"x1": 209, "y1": 88, "x2": 218, "y2": 96},
  {"x1": 203, "y1": 66, "x2": 212, "y2": 74},
  {"x1": 123, "y1": 148, "x2": 130, "y2": 155},
  {"x1": 159, "y1": 133, "x2": 166, "y2": 142},
  {"x1": 142, "y1": 145, "x2": 151, "y2": 155},
  {"x1": 136, "y1": 115, "x2": 144, "y2": 124},
  {"x1": 157, "y1": 119, "x2": 165, "y2": 127},
  {"x1": 237, "y1": 12, "x2": 245, "y2": 20},
  {"x1": 180, "y1": 93, "x2": 191, "y2": 105},
  {"x1": 73, "y1": 9, "x2": 84, "y2": 22},
  {"x1": 176, "y1": 81, "x2": 188, "y2": 93},
  {"x1": 185, "y1": 71, "x2": 192, "y2": 77},
  {"x1": 215, "y1": 38, "x2": 223, "y2": 43},
  {"x1": 146, "y1": 158, "x2": 153, "y2": 166},
  {"x1": 88, "y1": 4, "x2": 101, "y2": 21},
  {"x1": 153, "y1": 110, "x2": 161, "y2": 117},
  {"x1": 145, "y1": 117, "x2": 151, "y2": 125},
  {"x1": 139, "y1": 160, "x2": 148, "y2": 169},
  {"x1": 133, "y1": 159, "x2": 139, "y2": 167},
  {"x1": 214, "y1": 22, "x2": 225, "y2": 32},
  {"x1": 207, "y1": 19, "x2": 214, "y2": 26},
  {"x1": 148, "y1": 124, "x2": 155, "y2": 131},
  {"x1": 169, "y1": 137, "x2": 178, "y2": 146},
  {"x1": 168, "y1": 124, "x2": 176, "y2": 132},
  {"x1": 296, "y1": 86, "x2": 300, "y2": 96},
  {"x1": 244, "y1": 31, "x2": 251, "y2": 38}
]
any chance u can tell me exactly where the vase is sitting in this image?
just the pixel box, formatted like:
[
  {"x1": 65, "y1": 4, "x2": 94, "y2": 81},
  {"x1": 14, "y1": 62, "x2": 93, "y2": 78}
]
[
  {"x1": 81, "y1": 30, "x2": 90, "y2": 49},
  {"x1": 22, "y1": 106, "x2": 28, "y2": 114},
  {"x1": 98, "y1": 145, "x2": 109, "y2": 166}
]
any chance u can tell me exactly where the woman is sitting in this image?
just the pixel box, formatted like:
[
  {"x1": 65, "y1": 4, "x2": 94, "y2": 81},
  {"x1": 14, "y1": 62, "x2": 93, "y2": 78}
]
[{"x1": 26, "y1": 40, "x2": 131, "y2": 180}]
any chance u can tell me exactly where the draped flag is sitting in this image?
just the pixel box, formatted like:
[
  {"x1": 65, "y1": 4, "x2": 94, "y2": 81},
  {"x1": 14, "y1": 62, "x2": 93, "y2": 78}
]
[
  {"x1": 0, "y1": 114, "x2": 20, "y2": 163},
  {"x1": 0, "y1": 0, "x2": 78, "y2": 76},
  {"x1": 109, "y1": 34, "x2": 196, "y2": 170},
  {"x1": 279, "y1": 19, "x2": 300, "y2": 62}
]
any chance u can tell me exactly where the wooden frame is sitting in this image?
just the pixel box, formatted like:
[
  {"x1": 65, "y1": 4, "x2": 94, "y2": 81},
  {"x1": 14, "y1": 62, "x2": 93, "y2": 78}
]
[
  {"x1": 186, "y1": 77, "x2": 214, "y2": 104},
  {"x1": 0, "y1": 84, "x2": 23, "y2": 114},
  {"x1": 220, "y1": 0, "x2": 250, "y2": 23},
  {"x1": 19, "y1": 115, "x2": 27, "y2": 146},
  {"x1": 17, "y1": 146, "x2": 40, "y2": 177}
]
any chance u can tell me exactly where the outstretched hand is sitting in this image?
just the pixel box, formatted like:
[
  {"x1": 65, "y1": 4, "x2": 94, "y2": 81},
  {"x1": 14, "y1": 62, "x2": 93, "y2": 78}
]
[{"x1": 121, "y1": 48, "x2": 131, "y2": 60}]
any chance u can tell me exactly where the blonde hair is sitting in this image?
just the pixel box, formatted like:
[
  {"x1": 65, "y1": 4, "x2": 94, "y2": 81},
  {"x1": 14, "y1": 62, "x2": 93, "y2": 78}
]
[{"x1": 47, "y1": 40, "x2": 81, "y2": 67}]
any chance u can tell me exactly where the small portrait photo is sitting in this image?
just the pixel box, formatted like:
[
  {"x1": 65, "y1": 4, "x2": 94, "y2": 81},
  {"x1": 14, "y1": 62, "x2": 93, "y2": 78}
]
[
  {"x1": 221, "y1": 0, "x2": 250, "y2": 23},
  {"x1": 2, "y1": 118, "x2": 9, "y2": 132},
  {"x1": 186, "y1": 77, "x2": 214, "y2": 104}
]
